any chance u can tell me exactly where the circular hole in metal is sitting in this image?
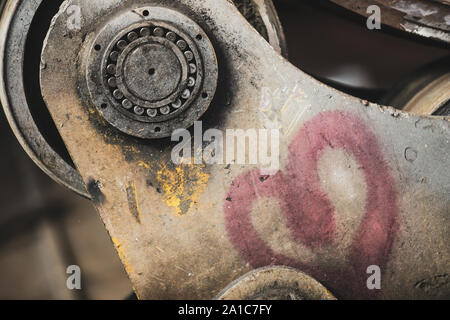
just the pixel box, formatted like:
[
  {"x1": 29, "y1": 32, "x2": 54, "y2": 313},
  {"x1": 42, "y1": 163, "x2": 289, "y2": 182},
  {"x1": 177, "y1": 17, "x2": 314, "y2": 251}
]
[
  {"x1": 148, "y1": 67, "x2": 156, "y2": 76},
  {"x1": 202, "y1": 92, "x2": 208, "y2": 99},
  {"x1": 142, "y1": 10, "x2": 149, "y2": 17},
  {"x1": 154, "y1": 127, "x2": 161, "y2": 133},
  {"x1": 94, "y1": 44, "x2": 102, "y2": 51},
  {"x1": 196, "y1": 34, "x2": 202, "y2": 41},
  {"x1": 101, "y1": 103, "x2": 108, "y2": 109}
]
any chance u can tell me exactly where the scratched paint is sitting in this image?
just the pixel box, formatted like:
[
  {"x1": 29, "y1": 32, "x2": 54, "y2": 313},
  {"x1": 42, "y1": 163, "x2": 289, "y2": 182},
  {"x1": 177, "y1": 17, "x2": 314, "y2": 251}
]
[
  {"x1": 157, "y1": 162, "x2": 210, "y2": 215},
  {"x1": 224, "y1": 111, "x2": 399, "y2": 299},
  {"x1": 126, "y1": 181, "x2": 143, "y2": 224}
]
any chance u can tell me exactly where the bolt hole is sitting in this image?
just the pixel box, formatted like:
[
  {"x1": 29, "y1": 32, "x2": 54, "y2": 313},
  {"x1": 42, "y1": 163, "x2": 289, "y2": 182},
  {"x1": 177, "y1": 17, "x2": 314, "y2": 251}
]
[
  {"x1": 101, "y1": 103, "x2": 108, "y2": 109},
  {"x1": 202, "y1": 92, "x2": 208, "y2": 99},
  {"x1": 94, "y1": 44, "x2": 101, "y2": 51},
  {"x1": 148, "y1": 68, "x2": 156, "y2": 76},
  {"x1": 155, "y1": 127, "x2": 161, "y2": 133},
  {"x1": 196, "y1": 34, "x2": 203, "y2": 41},
  {"x1": 142, "y1": 10, "x2": 149, "y2": 16}
]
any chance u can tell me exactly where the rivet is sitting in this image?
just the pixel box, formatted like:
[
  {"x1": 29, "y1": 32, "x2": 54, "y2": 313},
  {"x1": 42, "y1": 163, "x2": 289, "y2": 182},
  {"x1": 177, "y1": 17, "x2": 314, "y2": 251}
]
[
  {"x1": 184, "y1": 51, "x2": 193, "y2": 61},
  {"x1": 188, "y1": 77, "x2": 195, "y2": 87},
  {"x1": 134, "y1": 106, "x2": 145, "y2": 115},
  {"x1": 147, "y1": 109, "x2": 157, "y2": 117},
  {"x1": 154, "y1": 27, "x2": 164, "y2": 37},
  {"x1": 107, "y1": 77, "x2": 117, "y2": 87},
  {"x1": 182, "y1": 89, "x2": 191, "y2": 99},
  {"x1": 166, "y1": 32, "x2": 177, "y2": 42},
  {"x1": 107, "y1": 64, "x2": 116, "y2": 74},
  {"x1": 117, "y1": 40, "x2": 128, "y2": 50},
  {"x1": 177, "y1": 40, "x2": 187, "y2": 50},
  {"x1": 140, "y1": 28, "x2": 150, "y2": 36},
  {"x1": 122, "y1": 99, "x2": 133, "y2": 109},
  {"x1": 113, "y1": 89, "x2": 124, "y2": 99},
  {"x1": 110, "y1": 51, "x2": 119, "y2": 62},
  {"x1": 189, "y1": 63, "x2": 197, "y2": 74},
  {"x1": 127, "y1": 31, "x2": 138, "y2": 42},
  {"x1": 160, "y1": 106, "x2": 171, "y2": 115},
  {"x1": 172, "y1": 99, "x2": 182, "y2": 109}
]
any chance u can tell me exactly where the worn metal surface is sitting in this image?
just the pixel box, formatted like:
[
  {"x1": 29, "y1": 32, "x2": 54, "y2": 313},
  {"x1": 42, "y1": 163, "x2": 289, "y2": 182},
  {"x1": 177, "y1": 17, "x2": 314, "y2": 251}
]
[
  {"x1": 0, "y1": 0, "x2": 286, "y2": 198},
  {"x1": 329, "y1": 0, "x2": 450, "y2": 44},
  {"x1": 39, "y1": 0, "x2": 450, "y2": 300},
  {"x1": 216, "y1": 266, "x2": 336, "y2": 300}
]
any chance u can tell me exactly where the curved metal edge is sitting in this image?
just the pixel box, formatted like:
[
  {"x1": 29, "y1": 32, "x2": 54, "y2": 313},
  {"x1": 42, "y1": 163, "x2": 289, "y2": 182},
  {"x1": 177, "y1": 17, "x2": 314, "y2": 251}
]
[
  {"x1": 215, "y1": 266, "x2": 337, "y2": 300},
  {"x1": 0, "y1": 0, "x2": 90, "y2": 199}
]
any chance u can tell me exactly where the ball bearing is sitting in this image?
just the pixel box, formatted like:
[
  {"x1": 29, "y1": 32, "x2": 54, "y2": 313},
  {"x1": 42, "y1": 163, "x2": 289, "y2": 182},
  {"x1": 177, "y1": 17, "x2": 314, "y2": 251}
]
[{"x1": 85, "y1": 7, "x2": 218, "y2": 139}]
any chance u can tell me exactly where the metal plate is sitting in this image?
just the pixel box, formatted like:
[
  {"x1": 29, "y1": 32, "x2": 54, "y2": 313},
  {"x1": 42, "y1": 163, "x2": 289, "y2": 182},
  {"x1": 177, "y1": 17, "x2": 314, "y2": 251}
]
[{"x1": 41, "y1": 0, "x2": 450, "y2": 299}]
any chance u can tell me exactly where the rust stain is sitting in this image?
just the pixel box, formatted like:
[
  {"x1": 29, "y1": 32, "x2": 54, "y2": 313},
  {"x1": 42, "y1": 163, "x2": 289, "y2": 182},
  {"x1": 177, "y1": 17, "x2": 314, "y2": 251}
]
[{"x1": 157, "y1": 162, "x2": 210, "y2": 215}]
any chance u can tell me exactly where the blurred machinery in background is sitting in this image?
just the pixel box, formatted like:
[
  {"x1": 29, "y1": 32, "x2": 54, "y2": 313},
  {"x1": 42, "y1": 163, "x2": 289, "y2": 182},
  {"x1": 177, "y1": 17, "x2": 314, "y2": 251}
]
[{"x1": 0, "y1": 0, "x2": 448, "y2": 299}]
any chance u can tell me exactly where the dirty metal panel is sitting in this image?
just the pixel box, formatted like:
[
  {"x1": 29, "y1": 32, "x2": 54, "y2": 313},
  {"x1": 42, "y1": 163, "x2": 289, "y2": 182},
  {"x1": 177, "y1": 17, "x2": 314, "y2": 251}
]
[{"x1": 40, "y1": 0, "x2": 449, "y2": 299}]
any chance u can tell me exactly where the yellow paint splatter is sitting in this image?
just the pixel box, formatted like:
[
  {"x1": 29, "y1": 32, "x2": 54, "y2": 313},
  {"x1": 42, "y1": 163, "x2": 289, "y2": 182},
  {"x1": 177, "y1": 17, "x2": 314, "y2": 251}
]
[
  {"x1": 157, "y1": 162, "x2": 210, "y2": 215},
  {"x1": 138, "y1": 161, "x2": 150, "y2": 169}
]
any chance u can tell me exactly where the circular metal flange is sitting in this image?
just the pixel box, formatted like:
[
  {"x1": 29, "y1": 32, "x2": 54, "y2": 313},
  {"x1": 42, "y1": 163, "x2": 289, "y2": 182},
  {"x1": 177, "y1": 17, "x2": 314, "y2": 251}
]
[
  {"x1": 85, "y1": 7, "x2": 218, "y2": 139},
  {"x1": 215, "y1": 266, "x2": 336, "y2": 300}
]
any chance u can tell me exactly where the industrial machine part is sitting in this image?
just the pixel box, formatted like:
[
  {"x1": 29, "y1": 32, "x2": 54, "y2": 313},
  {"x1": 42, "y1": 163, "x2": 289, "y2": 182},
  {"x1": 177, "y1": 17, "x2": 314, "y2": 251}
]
[
  {"x1": 382, "y1": 57, "x2": 450, "y2": 115},
  {"x1": 84, "y1": 7, "x2": 219, "y2": 139},
  {"x1": 0, "y1": 0, "x2": 286, "y2": 199},
  {"x1": 1, "y1": 0, "x2": 449, "y2": 300},
  {"x1": 216, "y1": 266, "x2": 336, "y2": 300}
]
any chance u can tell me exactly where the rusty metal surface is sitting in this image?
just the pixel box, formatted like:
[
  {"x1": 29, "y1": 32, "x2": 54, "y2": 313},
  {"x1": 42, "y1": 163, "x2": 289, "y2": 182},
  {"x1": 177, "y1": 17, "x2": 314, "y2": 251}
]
[
  {"x1": 35, "y1": 0, "x2": 450, "y2": 300},
  {"x1": 0, "y1": 0, "x2": 286, "y2": 200},
  {"x1": 329, "y1": 0, "x2": 450, "y2": 44}
]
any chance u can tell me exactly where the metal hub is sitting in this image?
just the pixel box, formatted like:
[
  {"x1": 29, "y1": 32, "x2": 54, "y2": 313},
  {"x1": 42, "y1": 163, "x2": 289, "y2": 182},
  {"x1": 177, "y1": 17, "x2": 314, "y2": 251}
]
[{"x1": 86, "y1": 7, "x2": 218, "y2": 139}]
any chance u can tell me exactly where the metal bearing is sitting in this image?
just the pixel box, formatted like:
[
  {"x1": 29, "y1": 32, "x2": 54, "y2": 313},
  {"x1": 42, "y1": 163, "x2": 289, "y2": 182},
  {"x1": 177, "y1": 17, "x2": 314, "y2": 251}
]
[{"x1": 85, "y1": 7, "x2": 219, "y2": 139}]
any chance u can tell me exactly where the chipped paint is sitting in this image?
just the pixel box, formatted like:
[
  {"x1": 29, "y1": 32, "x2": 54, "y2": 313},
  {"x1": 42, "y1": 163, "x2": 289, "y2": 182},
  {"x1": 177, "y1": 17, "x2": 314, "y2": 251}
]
[
  {"x1": 126, "y1": 181, "x2": 143, "y2": 224},
  {"x1": 157, "y1": 162, "x2": 210, "y2": 215},
  {"x1": 112, "y1": 237, "x2": 134, "y2": 275}
]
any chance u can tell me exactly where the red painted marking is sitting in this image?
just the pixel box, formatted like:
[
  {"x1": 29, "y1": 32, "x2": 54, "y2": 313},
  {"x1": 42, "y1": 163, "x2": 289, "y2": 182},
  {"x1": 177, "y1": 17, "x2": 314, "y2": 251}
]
[{"x1": 224, "y1": 111, "x2": 399, "y2": 299}]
